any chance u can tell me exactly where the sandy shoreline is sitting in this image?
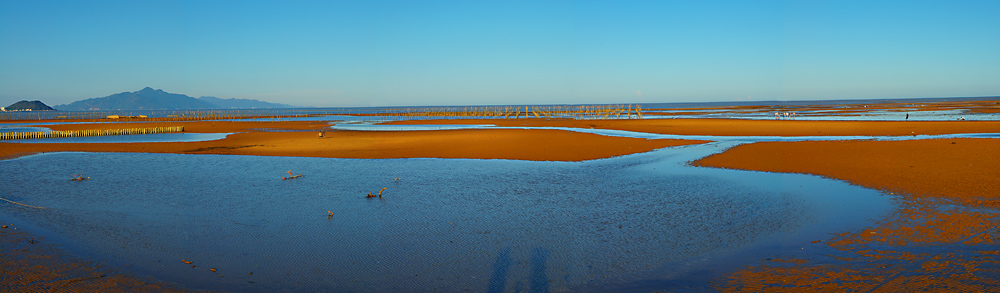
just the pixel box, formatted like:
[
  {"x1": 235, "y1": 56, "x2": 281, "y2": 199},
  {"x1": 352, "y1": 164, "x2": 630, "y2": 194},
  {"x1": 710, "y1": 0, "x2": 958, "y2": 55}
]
[
  {"x1": 1, "y1": 120, "x2": 705, "y2": 161},
  {"x1": 693, "y1": 137, "x2": 1000, "y2": 291},
  {"x1": 694, "y1": 138, "x2": 1000, "y2": 205},
  {"x1": 5, "y1": 117, "x2": 997, "y2": 202},
  {"x1": 3, "y1": 117, "x2": 1000, "y2": 291}
]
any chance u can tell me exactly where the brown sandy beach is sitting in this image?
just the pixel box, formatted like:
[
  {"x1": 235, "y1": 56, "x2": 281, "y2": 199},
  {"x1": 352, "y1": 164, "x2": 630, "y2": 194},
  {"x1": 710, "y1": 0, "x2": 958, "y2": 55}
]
[
  {"x1": 694, "y1": 138, "x2": 1000, "y2": 291},
  {"x1": 695, "y1": 138, "x2": 1000, "y2": 205},
  {"x1": 3, "y1": 117, "x2": 1000, "y2": 291},
  {"x1": 1, "y1": 120, "x2": 704, "y2": 161}
]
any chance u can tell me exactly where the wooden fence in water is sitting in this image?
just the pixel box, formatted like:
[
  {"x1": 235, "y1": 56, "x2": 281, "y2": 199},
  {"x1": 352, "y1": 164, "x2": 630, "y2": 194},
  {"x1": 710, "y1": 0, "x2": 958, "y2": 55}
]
[
  {"x1": 379, "y1": 104, "x2": 644, "y2": 120},
  {"x1": 0, "y1": 126, "x2": 184, "y2": 140}
]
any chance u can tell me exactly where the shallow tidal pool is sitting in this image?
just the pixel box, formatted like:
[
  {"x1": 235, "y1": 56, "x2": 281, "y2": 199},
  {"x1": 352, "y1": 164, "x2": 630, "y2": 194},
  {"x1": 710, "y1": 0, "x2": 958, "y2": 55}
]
[{"x1": 0, "y1": 143, "x2": 892, "y2": 292}]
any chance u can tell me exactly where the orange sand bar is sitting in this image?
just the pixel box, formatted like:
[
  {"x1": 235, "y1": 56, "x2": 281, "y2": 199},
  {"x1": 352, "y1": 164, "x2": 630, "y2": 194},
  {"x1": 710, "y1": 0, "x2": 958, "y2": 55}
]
[
  {"x1": 695, "y1": 138, "x2": 1000, "y2": 291},
  {"x1": 678, "y1": 116, "x2": 1000, "y2": 291},
  {"x1": 384, "y1": 118, "x2": 1000, "y2": 136},
  {"x1": 1, "y1": 120, "x2": 705, "y2": 161},
  {"x1": 694, "y1": 138, "x2": 1000, "y2": 204}
]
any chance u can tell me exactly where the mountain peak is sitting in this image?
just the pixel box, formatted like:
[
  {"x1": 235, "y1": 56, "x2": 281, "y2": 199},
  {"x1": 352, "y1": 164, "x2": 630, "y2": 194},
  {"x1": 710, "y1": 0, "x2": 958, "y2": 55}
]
[
  {"x1": 55, "y1": 88, "x2": 216, "y2": 110},
  {"x1": 54, "y1": 88, "x2": 292, "y2": 110},
  {"x1": 6, "y1": 100, "x2": 56, "y2": 111}
]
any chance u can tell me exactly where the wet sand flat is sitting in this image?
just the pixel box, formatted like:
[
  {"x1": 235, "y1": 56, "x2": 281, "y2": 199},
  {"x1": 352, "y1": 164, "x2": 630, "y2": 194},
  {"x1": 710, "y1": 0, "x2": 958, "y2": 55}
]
[
  {"x1": 3, "y1": 117, "x2": 1000, "y2": 291},
  {"x1": 1, "y1": 120, "x2": 706, "y2": 161},
  {"x1": 694, "y1": 138, "x2": 1000, "y2": 205},
  {"x1": 0, "y1": 120, "x2": 707, "y2": 292},
  {"x1": 385, "y1": 118, "x2": 1000, "y2": 136},
  {"x1": 693, "y1": 138, "x2": 1000, "y2": 291},
  {"x1": 0, "y1": 226, "x2": 190, "y2": 292}
]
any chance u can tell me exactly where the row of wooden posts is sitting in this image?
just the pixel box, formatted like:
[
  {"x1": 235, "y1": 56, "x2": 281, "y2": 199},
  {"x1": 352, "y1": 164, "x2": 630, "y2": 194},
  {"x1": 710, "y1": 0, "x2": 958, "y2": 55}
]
[
  {"x1": 1, "y1": 111, "x2": 312, "y2": 121},
  {"x1": 0, "y1": 126, "x2": 184, "y2": 140},
  {"x1": 382, "y1": 104, "x2": 644, "y2": 119}
]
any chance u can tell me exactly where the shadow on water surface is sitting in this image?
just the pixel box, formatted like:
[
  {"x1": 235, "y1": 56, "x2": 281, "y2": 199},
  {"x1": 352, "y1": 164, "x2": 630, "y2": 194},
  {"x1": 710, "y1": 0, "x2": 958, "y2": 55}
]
[
  {"x1": 531, "y1": 247, "x2": 550, "y2": 293},
  {"x1": 487, "y1": 248, "x2": 512, "y2": 293},
  {"x1": 0, "y1": 143, "x2": 894, "y2": 292}
]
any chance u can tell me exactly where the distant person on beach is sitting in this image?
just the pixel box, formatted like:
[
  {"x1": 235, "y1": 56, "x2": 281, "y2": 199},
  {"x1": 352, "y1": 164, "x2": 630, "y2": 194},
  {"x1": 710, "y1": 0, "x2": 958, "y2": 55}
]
[{"x1": 906, "y1": 113, "x2": 909, "y2": 120}]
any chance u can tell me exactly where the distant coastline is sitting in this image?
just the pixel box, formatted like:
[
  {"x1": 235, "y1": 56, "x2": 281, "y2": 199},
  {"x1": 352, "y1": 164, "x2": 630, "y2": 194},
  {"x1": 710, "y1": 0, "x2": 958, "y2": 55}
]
[{"x1": 54, "y1": 87, "x2": 293, "y2": 111}]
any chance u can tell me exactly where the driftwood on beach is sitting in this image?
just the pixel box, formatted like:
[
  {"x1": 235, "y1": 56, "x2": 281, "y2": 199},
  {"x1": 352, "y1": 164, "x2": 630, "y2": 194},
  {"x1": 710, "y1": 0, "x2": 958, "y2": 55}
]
[{"x1": 366, "y1": 187, "x2": 387, "y2": 198}]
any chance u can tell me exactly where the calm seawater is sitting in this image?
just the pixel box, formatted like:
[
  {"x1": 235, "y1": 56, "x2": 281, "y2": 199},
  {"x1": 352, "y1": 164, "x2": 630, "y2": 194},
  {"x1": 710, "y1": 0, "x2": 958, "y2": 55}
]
[{"x1": 0, "y1": 143, "x2": 891, "y2": 292}]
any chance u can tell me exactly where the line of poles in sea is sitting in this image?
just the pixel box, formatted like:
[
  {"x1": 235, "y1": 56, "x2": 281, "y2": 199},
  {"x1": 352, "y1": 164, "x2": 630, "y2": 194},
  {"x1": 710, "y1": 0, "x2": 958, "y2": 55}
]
[
  {"x1": 0, "y1": 110, "x2": 313, "y2": 121},
  {"x1": 1, "y1": 105, "x2": 653, "y2": 121},
  {"x1": 0, "y1": 126, "x2": 184, "y2": 140},
  {"x1": 379, "y1": 104, "x2": 644, "y2": 119}
]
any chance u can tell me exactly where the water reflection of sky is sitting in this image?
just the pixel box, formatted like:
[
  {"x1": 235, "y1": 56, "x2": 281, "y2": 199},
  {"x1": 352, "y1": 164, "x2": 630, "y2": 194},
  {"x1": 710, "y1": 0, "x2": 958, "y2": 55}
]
[
  {"x1": 0, "y1": 126, "x2": 52, "y2": 133},
  {"x1": 0, "y1": 144, "x2": 893, "y2": 292}
]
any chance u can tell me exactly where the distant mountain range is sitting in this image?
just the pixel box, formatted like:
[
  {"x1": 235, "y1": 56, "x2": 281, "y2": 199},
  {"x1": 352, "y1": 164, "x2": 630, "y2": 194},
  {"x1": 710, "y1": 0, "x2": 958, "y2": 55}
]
[
  {"x1": 5, "y1": 100, "x2": 56, "y2": 111},
  {"x1": 54, "y1": 87, "x2": 293, "y2": 110}
]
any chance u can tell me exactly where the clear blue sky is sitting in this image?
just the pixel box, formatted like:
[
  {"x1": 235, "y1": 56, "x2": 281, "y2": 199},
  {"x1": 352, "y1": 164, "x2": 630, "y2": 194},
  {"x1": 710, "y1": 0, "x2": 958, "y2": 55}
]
[{"x1": 2, "y1": 0, "x2": 998, "y2": 107}]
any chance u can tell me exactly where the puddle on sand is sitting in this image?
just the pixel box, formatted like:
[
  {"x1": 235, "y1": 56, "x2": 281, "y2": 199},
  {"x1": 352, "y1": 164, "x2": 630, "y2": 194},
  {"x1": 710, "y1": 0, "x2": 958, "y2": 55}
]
[
  {"x1": 0, "y1": 145, "x2": 892, "y2": 292},
  {"x1": 0, "y1": 126, "x2": 53, "y2": 133}
]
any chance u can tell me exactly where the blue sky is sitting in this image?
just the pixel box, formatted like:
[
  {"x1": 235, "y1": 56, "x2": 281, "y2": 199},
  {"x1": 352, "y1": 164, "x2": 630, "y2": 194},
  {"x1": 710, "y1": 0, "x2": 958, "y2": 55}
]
[{"x1": 2, "y1": 0, "x2": 998, "y2": 107}]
